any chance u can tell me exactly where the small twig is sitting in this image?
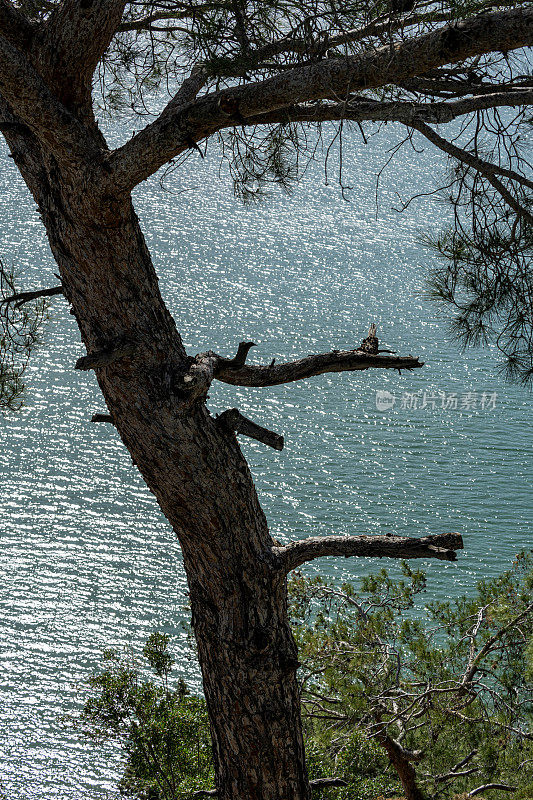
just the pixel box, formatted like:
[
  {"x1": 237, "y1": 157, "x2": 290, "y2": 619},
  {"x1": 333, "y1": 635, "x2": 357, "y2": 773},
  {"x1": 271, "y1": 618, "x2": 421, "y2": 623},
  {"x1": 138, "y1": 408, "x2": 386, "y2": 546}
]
[{"x1": 217, "y1": 407, "x2": 284, "y2": 451}]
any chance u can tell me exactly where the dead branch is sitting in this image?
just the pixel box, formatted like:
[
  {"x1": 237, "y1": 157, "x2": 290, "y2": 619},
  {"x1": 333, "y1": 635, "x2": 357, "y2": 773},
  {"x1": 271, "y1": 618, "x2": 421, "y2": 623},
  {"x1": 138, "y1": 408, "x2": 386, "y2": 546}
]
[
  {"x1": 91, "y1": 413, "x2": 113, "y2": 423},
  {"x1": 468, "y1": 784, "x2": 517, "y2": 797},
  {"x1": 275, "y1": 533, "x2": 464, "y2": 573},
  {"x1": 215, "y1": 348, "x2": 423, "y2": 387},
  {"x1": 217, "y1": 408, "x2": 284, "y2": 450}
]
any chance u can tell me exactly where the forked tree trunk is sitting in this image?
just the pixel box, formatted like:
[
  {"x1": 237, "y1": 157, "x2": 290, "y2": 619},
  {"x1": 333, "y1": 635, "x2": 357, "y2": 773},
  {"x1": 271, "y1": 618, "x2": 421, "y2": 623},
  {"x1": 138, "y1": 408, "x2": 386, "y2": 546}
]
[{"x1": 8, "y1": 121, "x2": 310, "y2": 800}]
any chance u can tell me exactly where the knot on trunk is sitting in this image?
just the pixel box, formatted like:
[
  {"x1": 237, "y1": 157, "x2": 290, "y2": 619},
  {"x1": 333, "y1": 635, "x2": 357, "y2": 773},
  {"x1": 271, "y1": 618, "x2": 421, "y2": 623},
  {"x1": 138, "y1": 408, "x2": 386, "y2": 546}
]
[
  {"x1": 174, "y1": 351, "x2": 219, "y2": 406},
  {"x1": 173, "y1": 341, "x2": 257, "y2": 408}
]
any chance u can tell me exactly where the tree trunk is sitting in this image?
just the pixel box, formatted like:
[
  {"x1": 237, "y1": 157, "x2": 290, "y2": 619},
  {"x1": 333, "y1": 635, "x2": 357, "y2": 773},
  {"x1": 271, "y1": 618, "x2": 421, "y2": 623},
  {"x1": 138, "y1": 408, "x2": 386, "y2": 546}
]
[
  {"x1": 7, "y1": 118, "x2": 310, "y2": 800},
  {"x1": 377, "y1": 734, "x2": 427, "y2": 800}
]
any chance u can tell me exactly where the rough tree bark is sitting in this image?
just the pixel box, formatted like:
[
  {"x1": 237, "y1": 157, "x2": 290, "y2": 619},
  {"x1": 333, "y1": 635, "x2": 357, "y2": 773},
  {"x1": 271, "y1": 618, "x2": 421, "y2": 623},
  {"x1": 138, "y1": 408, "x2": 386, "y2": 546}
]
[{"x1": 1, "y1": 2, "x2": 531, "y2": 798}]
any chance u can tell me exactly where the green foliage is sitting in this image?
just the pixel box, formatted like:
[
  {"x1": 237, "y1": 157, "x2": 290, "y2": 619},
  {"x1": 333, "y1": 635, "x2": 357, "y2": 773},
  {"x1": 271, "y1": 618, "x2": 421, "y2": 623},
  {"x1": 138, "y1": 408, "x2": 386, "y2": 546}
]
[
  {"x1": 290, "y1": 554, "x2": 533, "y2": 799},
  {"x1": 424, "y1": 156, "x2": 533, "y2": 386},
  {"x1": 76, "y1": 633, "x2": 213, "y2": 800},
  {"x1": 0, "y1": 261, "x2": 47, "y2": 411},
  {"x1": 305, "y1": 726, "x2": 399, "y2": 799},
  {"x1": 221, "y1": 123, "x2": 301, "y2": 202},
  {"x1": 77, "y1": 558, "x2": 533, "y2": 800}
]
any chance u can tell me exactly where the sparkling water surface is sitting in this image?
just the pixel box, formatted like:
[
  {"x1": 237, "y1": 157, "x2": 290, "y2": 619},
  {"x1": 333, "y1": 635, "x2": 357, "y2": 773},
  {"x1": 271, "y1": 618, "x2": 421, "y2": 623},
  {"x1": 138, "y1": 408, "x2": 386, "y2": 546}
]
[{"x1": 0, "y1": 119, "x2": 531, "y2": 798}]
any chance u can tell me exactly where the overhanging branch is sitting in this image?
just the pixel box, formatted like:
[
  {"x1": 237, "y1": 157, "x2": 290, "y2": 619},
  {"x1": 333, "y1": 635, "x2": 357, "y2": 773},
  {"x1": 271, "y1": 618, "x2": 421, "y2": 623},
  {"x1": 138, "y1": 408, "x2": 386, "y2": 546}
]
[
  {"x1": 410, "y1": 119, "x2": 533, "y2": 222},
  {"x1": 248, "y1": 0, "x2": 518, "y2": 64},
  {"x1": 109, "y1": 7, "x2": 533, "y2": 191},
  {"x1": 0, "y1": 284, "x2": 63, "y2": 309},
  {"x1": 276, "y1": 533, "x2": 464, "y2": 573},
  {"x1": 245, "y1": 88, "x2": 533, "y2": 129},
  {"x1": 178, "y1": 331, "x2": 422, "y2": 401}
]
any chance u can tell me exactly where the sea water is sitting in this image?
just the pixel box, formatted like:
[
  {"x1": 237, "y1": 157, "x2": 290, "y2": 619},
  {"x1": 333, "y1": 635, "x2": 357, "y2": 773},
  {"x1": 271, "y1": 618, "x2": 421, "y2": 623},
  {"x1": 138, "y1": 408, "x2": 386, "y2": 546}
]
[{"x1": 0, "y1": 119, "x2": 531, "y2": 797}]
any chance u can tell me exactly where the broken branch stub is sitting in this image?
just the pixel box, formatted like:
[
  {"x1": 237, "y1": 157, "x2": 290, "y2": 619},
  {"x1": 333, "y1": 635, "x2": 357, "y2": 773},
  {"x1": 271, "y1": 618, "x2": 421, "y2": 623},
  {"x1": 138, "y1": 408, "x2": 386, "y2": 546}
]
[
  {"x1": 91, "y1": 413, "x2": 113, "y2": 423},
  {"x1": 75, "y1": 339, "x2": 138, "y2": 371},
  {"x1": 217, "y1": 408, "x2": 284, "y2": 451}
]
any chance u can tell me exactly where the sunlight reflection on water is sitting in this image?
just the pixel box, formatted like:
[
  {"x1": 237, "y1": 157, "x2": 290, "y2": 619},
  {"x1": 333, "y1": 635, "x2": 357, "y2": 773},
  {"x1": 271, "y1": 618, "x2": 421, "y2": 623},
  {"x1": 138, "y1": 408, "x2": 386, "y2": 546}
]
[{"x1": 0, "y1": 121, "x2": 531, "y2": 797}]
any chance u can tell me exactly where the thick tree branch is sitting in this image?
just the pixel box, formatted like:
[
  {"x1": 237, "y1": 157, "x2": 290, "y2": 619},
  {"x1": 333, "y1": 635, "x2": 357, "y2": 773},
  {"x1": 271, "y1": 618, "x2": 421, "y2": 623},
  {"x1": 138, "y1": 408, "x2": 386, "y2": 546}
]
[
  {"x1": 109, "y1": 7, "x2": 533, "y2": 190},
  {"x1": 245, "y1": 88, "x2": 533, "y2": 129},
  {"x1": 374, "y1": 729, "x2": 425, "y2": 800},
  {"x1": 0, "y1": 33, "x2": 99, "y2": 160},
  {"x1": 276, "y1": 533, "x2": 464, "y2": 573},
  {"x1": 250, "y1": 0, "x2": 519, "y2": 64},
  {"x1": 215, "y1": 349, "x2": 423, "y2": 387},
  {"x1": 401, "y1": 75, "x2": 533, "y2": 100}
]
